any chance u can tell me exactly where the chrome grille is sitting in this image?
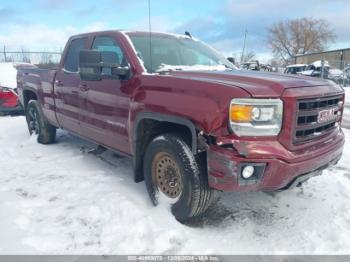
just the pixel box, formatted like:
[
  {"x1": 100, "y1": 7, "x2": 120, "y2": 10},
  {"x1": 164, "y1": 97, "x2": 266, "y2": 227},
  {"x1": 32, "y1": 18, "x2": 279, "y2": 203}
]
[{"x1": 294, "y1": 95, "x2": 342, "y2": 144}]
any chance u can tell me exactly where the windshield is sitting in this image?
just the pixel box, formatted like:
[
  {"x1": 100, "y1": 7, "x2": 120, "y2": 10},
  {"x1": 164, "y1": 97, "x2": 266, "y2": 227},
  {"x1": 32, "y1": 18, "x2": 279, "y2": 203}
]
[{"x1": 127, "y1": 34, "x2": 236, "y2": 73}]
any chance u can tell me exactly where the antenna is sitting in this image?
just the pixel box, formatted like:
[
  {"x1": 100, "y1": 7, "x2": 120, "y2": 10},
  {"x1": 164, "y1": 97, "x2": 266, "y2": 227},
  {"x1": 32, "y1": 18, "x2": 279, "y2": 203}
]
[
  {"x1": 148, "y1": 0, "x2": 153, "y2": 73},
  {"x1": 185, "y1": 31, "x2": 192, "y2": 38}
]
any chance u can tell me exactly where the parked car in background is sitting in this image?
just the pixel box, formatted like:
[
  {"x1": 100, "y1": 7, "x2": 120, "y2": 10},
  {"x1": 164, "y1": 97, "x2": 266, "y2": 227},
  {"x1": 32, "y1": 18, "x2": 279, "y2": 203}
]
[
  {"x1": 241, "y1": 60, "x2": 260, "y2": 71},
  {"x1": 260, "y1": 64, "x2": 272, "y2": 72},
  {"x1": 298, "y1": 60, "x2": 330, "y2": 78},
  {"x1": 284, "y1": 64, "x2": 307, "y2": 74},
  {"x1": 0, "y1": 63, "x2": 32, "y2": 115}
]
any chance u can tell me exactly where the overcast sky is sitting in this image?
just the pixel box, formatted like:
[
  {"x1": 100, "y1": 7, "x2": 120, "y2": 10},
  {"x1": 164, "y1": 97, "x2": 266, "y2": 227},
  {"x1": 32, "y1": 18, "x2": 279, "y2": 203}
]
[{"x1": 0, "y1": 0, "x2": 350, "y2": 62}]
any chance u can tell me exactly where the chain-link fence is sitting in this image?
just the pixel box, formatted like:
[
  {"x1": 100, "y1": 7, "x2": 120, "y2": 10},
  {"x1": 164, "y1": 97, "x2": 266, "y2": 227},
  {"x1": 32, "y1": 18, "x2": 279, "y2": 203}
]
[
  {"x1": 0, "y1": 46, "x2": 62, "y2": 65},
  {"x1": 289, "y1": 60, "x2": 350, "y2": 87},
  {"x1": 302, "y1": 59, "x2": 350, "y2": 87},
  {"x1": 295, "y1": 49, "x2": 350, "y2": 87},
  {"x1": 327, "y1": 60, "x2": 350, "y2": 87}
]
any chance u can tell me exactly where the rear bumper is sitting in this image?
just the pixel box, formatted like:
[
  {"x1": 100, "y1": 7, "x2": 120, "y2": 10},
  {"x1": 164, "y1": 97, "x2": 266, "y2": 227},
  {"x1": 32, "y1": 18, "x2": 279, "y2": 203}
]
[
  {"x1": 0, "y1": 104, "x2": 23, "y2": 114},
  {"x1": 207, "y1": 128, "x2": 345, "y2": 192},
  {"x1": 0, "y1": 92, "x2": 22, "y2": 114}
]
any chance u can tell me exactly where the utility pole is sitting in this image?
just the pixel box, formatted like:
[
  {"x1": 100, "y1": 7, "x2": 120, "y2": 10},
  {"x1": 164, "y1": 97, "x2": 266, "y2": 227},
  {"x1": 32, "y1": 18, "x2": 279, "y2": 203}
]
[
  {"x1": 321, "y1": 58, "x2": 325, "y2": 79},
  {"x1": 3, "y1": 45, "x2": 7, "y2": 62},
  {"x1": 240, "y1": 30, "x2": 247, "y2": 63},
  {"x1": 340, "y1": 50, "x2": 344, "y2": 70}
]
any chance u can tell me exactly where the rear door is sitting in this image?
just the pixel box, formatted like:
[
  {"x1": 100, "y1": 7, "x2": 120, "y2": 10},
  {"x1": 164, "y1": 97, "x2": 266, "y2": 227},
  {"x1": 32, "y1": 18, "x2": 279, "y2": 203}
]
[
  {"x1": 54, "y1": 37, "x2": 87, "y2": 134},
  {"x1": 79, "y1": 35, "x2": 132, "y2": 154}
]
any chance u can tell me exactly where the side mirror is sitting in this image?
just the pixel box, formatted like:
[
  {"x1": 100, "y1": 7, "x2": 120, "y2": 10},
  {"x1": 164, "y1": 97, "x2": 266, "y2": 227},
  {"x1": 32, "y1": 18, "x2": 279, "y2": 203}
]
[
  {"x1": 79, "y1": 50, "x2": 102, "y2": 81},
  {"x1": 79, "y1": 50, "x2": 130, "y2": 81},
  {"x1": 227, "y1": 57, "x2": 235, "y2": 64}
]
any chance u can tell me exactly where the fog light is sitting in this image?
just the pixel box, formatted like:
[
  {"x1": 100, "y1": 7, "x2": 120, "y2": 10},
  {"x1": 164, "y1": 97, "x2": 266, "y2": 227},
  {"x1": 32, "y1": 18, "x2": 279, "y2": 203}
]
[{"x1": 242, "y1": 165, "x2": 255, "y2": 179}]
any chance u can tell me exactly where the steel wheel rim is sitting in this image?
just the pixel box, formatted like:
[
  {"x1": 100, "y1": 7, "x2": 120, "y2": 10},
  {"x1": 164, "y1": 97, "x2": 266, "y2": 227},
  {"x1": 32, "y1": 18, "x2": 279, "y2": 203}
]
[
  {"x1": 152, "y1": 152, "x2": 183, "y2": 202},
  {"x1": 28, "y1": 107, "x2": 39, "y2": 134}
]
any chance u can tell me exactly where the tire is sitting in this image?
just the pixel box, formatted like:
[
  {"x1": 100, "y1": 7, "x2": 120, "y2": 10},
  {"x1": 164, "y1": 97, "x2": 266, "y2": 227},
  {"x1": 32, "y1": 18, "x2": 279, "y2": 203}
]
[
  {"x1": 25, "y1": 100, "x2": 56, "y2": 144},
  {"x1": 143, "y1": 133, "x2": 212, "y2": 222}
]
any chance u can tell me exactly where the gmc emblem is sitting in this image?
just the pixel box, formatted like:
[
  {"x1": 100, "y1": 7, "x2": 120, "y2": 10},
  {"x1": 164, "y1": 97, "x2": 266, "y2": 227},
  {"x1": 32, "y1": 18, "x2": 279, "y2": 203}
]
[{"x1": 317, "y1": 108, "x2": 337, "y2": 123}]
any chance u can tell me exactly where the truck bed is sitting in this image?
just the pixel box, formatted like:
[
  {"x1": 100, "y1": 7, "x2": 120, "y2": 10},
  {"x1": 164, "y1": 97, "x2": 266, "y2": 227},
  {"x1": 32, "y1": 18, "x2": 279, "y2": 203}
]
[
  {"x1": 17, "y1": 66, "x2": 58, "y2": 128},
  {"x1": 17, "y1": 67, "x2": 57, "y2": 93}
]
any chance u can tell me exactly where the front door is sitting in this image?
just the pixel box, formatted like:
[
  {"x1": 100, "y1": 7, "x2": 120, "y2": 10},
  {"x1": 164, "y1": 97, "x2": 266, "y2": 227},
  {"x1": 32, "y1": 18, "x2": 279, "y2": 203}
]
[{"x1": 79, "y1": 35, "x2": 132, "y2": 154}]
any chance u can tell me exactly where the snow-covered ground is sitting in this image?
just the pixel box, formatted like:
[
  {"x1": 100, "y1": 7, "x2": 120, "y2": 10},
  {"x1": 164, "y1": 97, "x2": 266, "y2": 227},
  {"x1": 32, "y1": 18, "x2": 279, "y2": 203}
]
[{"x1": 0, "y1": 116, "x2": 350, "y2": 255}]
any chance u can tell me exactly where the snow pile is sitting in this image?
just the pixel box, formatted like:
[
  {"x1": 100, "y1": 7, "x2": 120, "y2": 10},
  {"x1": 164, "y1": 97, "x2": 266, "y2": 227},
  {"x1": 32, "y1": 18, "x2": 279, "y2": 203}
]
[
  {"x1": 0, "y1": 63, "x2": 17, "y2": 89},
  {"x1": 156, "y1": 64, "x2": 228, "y2": 73},
  {"x1": 0, "y1": 116, "x2": 350, "y2": 254},
  {"x1": 286, "y1": 64, "x2": 307, "y2": 68}
]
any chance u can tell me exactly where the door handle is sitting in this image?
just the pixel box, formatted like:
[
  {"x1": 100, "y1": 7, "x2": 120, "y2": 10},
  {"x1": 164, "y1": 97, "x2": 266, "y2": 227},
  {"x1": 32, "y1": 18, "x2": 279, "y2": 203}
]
[
  {"x1": 55, "y1": 80, "x2": 63, "y2": 86},
  {"x1": 79, "y1": 84, "x2": 89, "y2": 92}
]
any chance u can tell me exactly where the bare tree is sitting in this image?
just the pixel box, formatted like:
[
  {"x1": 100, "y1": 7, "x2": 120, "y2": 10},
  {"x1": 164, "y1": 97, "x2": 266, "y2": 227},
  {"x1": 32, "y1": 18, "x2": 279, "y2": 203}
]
[
  {"x1": 40, "y1": 52, "x2": 54, "y2": 65},
  {"x1": 21, "y1": 47, "x2": 31, "y2": 63},
  {"x1": 267, "y1": 18, "x2": 335, "y2": 63},
  {"x1": 233, "y1": 51, "x2": 256, "y2": 64},
  {"x1": 243, "y1": 51, "x2": 256, "y2": 62}
]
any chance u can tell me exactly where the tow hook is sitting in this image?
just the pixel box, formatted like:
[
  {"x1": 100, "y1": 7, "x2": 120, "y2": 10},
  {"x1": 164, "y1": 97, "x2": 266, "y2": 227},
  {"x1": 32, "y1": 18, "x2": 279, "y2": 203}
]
[{"x1": 197, "y1": 131, "x2": 209, "y2": 153}]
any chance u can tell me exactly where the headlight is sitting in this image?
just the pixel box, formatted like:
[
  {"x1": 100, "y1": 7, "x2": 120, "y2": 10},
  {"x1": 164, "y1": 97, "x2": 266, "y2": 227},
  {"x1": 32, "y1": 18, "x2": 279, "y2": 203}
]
[{"x1": 229, "y1": 98, "x2": 283, "y2": 136}]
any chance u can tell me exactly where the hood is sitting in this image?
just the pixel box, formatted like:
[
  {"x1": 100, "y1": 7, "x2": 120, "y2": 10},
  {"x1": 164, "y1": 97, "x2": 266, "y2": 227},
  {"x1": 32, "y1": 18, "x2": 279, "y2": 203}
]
[{"x1": 167, "y1": 70, "x2": 331, "y2": 97}]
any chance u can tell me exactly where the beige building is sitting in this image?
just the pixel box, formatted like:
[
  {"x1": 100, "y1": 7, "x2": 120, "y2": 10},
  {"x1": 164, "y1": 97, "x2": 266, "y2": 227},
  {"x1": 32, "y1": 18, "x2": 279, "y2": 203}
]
[{"x1": 295, "y1": 48, "x2": 350, "y2": 69}]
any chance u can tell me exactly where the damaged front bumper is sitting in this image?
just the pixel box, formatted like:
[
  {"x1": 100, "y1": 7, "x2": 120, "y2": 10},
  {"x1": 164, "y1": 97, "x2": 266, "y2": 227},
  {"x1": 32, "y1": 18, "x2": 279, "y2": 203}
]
[{"x1": 207, "y1": 128, "x2": 345, "y2": 192}]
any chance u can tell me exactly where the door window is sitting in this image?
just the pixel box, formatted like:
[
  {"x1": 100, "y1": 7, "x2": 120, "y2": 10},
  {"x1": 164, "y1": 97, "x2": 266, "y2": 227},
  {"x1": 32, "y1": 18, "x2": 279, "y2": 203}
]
[{"x1": 64, "y1": 38, "x2": 86, "y2": 72}]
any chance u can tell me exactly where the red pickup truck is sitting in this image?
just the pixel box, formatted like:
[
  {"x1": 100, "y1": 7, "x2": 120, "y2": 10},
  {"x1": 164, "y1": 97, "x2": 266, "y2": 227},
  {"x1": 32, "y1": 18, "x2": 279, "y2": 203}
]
[{"x1": 17, "y1": 30, "x2": 345, "y2": 222}]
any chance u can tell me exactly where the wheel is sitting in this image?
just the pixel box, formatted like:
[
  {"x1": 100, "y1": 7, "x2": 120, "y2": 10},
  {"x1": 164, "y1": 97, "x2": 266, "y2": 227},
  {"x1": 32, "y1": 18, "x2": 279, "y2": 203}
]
[
  {"x1": 143, "y1": 133, "x2": 212, "y2": 222},
  {"x1": 25, "y1": 100, "x2": 56, "y2": 144}
]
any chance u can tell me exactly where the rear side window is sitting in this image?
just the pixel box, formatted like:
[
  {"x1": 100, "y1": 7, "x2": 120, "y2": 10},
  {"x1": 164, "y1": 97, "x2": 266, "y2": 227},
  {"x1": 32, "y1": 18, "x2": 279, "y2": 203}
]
[{"x1": 64, "y1": 38, "x2": 86, "y2": 72}]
